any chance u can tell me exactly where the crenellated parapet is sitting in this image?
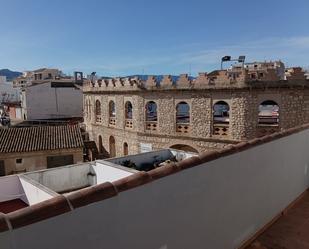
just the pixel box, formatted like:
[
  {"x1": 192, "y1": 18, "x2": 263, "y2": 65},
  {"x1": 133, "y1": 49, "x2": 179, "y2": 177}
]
[{"x1": 83, "y1": 68, "x2": 309, "y2": 93}]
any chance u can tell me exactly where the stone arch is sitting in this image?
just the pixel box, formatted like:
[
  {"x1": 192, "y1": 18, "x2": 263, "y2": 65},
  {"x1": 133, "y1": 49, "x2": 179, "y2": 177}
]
[
  {"x1": 109, "y1": 136, "x2": 116, "y2": 158},
  {"x1": 170, "y1": 144, "x2": 199, "y2": 153},
  {"x1": 258, "y1": 100, "x2": 280, "y2": 125}
]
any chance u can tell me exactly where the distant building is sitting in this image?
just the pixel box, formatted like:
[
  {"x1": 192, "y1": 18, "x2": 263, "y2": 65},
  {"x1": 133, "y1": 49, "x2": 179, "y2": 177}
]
[
  {"x1": 83, "y1": 60, "x2": 309, "y2": 157},
  {"x1": 14, "y1": 69, "x2": 84, "y2": 121},
  {"x1": 13, "y1": 68, "x2": 62, "y2": 88},
  {"x1": 0, "y1": 76, "x2": 20, "y2": 104},
  {"x1": 0, "y1": 125, "x2": 84, "y2": 176}
]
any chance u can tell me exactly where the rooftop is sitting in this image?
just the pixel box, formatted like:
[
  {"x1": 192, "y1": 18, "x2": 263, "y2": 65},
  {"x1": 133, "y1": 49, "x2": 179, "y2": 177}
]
[
  {"x1": 0, "y1": 124, "x2": 83, "y2": 153},
  {"x1": 0, "y1": 125, "x2": 308, "y2": 248}
]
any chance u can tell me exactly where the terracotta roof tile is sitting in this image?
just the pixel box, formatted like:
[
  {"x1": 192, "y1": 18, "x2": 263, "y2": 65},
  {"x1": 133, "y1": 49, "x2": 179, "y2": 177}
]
[{"x1": 0, "y1": 125, "x2": 83, "y2": 153}]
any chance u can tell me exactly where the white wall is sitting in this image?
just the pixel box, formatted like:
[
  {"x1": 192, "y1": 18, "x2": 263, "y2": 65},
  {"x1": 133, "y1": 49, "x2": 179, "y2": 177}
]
[
  {"x1": 92, "y1": 161, "x2": 134, "y2": 184},
  {"x1": 19, "y1": 176, "x2": 56, "y2": 205},
  {"x1": 1, "y1": 130, "x2": 309, "y2": 249},
  {"x1": 24, "y1": 164, "x2": 92, "y2": 193},
  {"x1": 0, "y1": 76, "x2": 20, "y2": 103},
  {"x1": 0, "y1": 175, "x2": 24, "y2": 203},
  {"x1": 23, "y1": 82, "x2": 82, "y2": 120}
]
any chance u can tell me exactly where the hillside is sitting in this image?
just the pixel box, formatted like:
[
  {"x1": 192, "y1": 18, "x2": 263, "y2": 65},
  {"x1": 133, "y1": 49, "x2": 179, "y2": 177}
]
[{"x1": 0, "y1": 69, "x2": 22, "y2": 81}]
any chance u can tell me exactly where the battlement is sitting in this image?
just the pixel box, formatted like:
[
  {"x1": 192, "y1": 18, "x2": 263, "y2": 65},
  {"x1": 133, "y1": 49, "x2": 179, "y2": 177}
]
[{"x1": 83, "y1": 65, "x2": 309, "y2": 92}]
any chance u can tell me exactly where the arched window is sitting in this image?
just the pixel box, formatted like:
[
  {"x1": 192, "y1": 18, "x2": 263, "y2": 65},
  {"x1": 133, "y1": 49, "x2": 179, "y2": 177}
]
[
  {"x1": 145, "y1": 101, "x2": 157, "y2": 131},
  {"x1": 95, "y1": 100, "x2": 101, "y2": 123},
  {"x1": 98, "y1": 135, "x2": 103, "y2": 154},
  {"x1": 123, "y1": 142, "x2": 128, "y2": 156},
  {"x1": 125, "y1": 101, "x2": 133, "y2": 119},
  {"x1": 176, "y1": 102, "x2": 190, "y2": 124},
  {"x1": 213, "y1": 101, "x2": 230, "y2": 136},
  {"x1": 125, "y1": 101, "x2": 133, "y2": 128},
  {"x1": 213, "y1": 101, "x2": 230, "y2": 124},
  {"x1": 176, "y1": 102, "x2": 190, "y2": 133},
  {"x1": 109, "y1": 136, "x2": 116, "y2": 158},
  {"x1": 109, "y1": 100, "x2": 116, "y2": 125},
  {"x1": 258, "y1": 100, "x2": 279, "y2": 125}
]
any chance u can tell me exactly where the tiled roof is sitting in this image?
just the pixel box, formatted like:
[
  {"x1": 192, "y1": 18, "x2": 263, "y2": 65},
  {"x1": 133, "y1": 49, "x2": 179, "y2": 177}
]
[
  {"x1": 0, "y1": 123, "x2": 309, "y2": 232},
  {"x1": 0, "y1": 125, "x2": 83, "y2": 153}
]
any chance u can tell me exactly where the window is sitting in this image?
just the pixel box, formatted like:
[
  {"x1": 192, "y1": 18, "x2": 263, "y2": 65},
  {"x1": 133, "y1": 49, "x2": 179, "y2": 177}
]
[
  {"x1": 213, "y1": 101, "x2": 230, "y2": 124},
  {"x1": 258, "y1": 100, "x2": 279, "y2": 125},
  {"x1": 213, "y1": 101, "x2": 230, "y2": 136},
  {"x1": 176, "y1": 102, "x2": 190, "y2": 124},
  {"x1": 176, "y1": 102, "x2": 190, "y2": 133},
  {"x1": 146, "y1": 101, "x2": 157, "y2": 122},
  {"x1": 145, "y1": 101, "x2": 157, "y2": 131},
  {"x1": 95, "y1": 100, "x2": 101, "y2": 123},
  {"x1": 125, "y1": 101, "x2": 133, "y2": 119},
  {"x1": 109, "y1": 101, "x2": 116, "y2": 125},
  {"x1": 125, "y1": 101, "x2": 133, "y2": 128},
  {"x1": 16, "y1": 158, "x2": 22, "y2": 164}
]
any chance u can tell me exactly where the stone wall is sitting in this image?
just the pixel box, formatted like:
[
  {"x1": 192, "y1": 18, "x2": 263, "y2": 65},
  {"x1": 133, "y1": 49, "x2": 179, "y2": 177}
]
[{"x1": 84, "y1": 87, "x2": 309, "y2": 157}]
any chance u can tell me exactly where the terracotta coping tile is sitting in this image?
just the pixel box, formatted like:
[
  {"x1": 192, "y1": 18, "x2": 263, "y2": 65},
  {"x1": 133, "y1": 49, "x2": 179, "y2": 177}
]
[
  {"x1": 66, "y1": 182, "x2": 118, "y2": 209},
  {"x1": 7, "y1": 196, "x2": 71, "y2": 229},
  {"x1": 113, "y1": 171, "x2": 153, "y2": 192},
  {"x1": 148, "y1": 163, "x2": 181, "y2": 180},
  {"x1": 198, "y1": 150, "x2": 221, "y2": 163},
  {"x1": 177, "y1": 156, "x2": 202, "y2": 170},
  {"x1": 0, "y1": 213, "x2": 9, "y2": 232}
]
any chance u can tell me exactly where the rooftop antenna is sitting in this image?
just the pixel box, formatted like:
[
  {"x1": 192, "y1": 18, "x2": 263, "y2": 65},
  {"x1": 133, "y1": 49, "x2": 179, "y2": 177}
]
[{"x1": 221, "y1": 55, "x2": 246, "y2": 70}]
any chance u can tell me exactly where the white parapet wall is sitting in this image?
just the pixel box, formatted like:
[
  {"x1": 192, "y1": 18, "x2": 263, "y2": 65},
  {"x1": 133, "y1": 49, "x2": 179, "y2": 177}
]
[{"x1": 0, "y1": 129, "x2": 309, "y2": 249}]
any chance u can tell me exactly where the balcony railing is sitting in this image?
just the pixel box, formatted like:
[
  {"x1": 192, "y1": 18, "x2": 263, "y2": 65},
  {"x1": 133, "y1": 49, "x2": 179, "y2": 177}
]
[
  {"x1": 95, "y1": 116, "x2": 102, "y2": 123},
  {"x1": 145, "y1": 121, "x2": 157, "y2": 131},
  {"x1": 109, "y1": 117, "x2": 116, "y2": 126},
  {"x1": 213, "y1": 123, "x2": 229, "y2": 137},
  {"x1": 176, "y1": 123, "x2": 190, "y2": 134},
  {"x1": 256, "y1": 124, "x2": 280, "y2": 137},
  {"x1": 125, "y1": 119, "x2": 133, "y2": 129}
]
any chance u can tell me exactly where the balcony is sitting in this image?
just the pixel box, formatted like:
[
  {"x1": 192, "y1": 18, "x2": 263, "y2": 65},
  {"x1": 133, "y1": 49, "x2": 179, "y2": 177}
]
[{"x1": 145, "y1": 121, "x2": 157, "y2": 131}]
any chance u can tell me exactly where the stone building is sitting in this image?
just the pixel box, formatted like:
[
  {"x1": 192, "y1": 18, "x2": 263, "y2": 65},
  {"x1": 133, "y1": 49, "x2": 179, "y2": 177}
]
[
  {"x1": 0, "y1": 125, "x2": 84, "y2": 176},
  {"x1": 83, "y1": 61, "x2": 309, "y2": 157}
]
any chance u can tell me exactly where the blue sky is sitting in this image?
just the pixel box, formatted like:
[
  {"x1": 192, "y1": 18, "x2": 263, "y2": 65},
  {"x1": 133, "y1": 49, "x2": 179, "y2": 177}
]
[{"x1": 0, "y1": 0, "x2": 309, "y2": 76}]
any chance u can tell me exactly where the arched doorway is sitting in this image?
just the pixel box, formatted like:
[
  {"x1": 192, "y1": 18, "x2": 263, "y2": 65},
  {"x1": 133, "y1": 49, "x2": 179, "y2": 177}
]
[
  {"x1": 98, "y1": 135, "x2": 103, "y2": 154},
  {"x1": 109, "y1": 136, "x2": 116, "y2": 158},
  {"x1": 123, "y1": 142, "x2": 129, "y2": 156},
  {"x1": 170, "y1": 144, "x2": 198, "y2": 153}
]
